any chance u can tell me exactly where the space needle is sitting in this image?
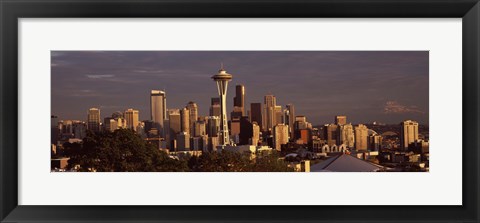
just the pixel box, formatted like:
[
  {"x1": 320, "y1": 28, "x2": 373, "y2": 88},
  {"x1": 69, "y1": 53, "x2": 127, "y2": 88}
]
[{"x1": 212, "y1": 64, "x2": 232, "y2": 147}]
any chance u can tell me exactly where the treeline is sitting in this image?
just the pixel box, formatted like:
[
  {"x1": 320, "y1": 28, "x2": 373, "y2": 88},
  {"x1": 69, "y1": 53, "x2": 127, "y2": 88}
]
[{"x1": 61, "y1": 129, "x2": 293, "y2": 172}]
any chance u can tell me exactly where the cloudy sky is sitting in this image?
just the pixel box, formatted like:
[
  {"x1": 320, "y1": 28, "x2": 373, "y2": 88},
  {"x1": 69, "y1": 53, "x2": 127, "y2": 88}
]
[{"x1": 51, "y1": 51, "x2": 429, "y2": 125}]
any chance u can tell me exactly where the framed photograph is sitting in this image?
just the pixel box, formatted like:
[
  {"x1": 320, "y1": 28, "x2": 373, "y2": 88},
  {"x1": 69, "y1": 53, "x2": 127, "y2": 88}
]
[{"x1": 1, "y1": 0, "x2": 479, "y2": 222}]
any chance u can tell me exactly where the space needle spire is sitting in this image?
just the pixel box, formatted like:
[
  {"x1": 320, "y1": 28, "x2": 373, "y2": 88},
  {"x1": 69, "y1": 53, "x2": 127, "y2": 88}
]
[{"x1": 211, "y1": 64, "x2": 233, "y2": 147}]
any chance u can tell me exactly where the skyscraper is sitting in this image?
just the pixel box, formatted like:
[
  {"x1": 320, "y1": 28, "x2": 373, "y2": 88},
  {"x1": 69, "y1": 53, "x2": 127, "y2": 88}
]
[
  {"x1": 354, "y1": 124, "x2": 368, "y2": 151},
  {"x1": 239, "y1": 116, "x2": 253, "y2": 145},
  {"x1": 339, "y1": 124, "x2": 355, "y2": 148},
  {"x1": 194, "y1": 120, "x2": 206, "y2": 137},
  {"x1": 325, "y1": 124, "x2": 338, "y2": 146},
  {"x1": 400, "y1": 120, "x2": 419, "y2": 150},
  {"x1": 186, "y1": 101, "x2": 198, "y2": 136},
  {"x1": 211, "y1": 66, "x2": 233, "y2": 146},
  {"x1": 168, "y1": 109, "x2": 181, "y2": 149},
  {"x1": 250, "y1": 103, "x2": 263, "y2": 131},
  {"x1": 335, "y1": 115, "x2": 347, "y2": 125},
  {"x1": 210, "y1": 97, "x2": 221, "y2": 117},
  {"x1": 252, "y1": 122, "x2": 260, "y2": 146},
  {"x1": 285, "y1": 104, "x2": 295, "y2": 139},
  {"x1": 273, "y1": 124, "x2": 289, "y2": 151},
  {"x1": 206, "y1": 116, "x2": 220, "y2": 137},
  {"x1": 274, "y1": 105, "x2": 283, "y2": 125},
  {"x1": 264, "y1": 95, "x2": 276, "y2": 132},
  {"x1": 124, "y1": 108, "x2": 139, "y2": 131},
  {"x1": 150, "y1": 90, "x2": 167, "y2": 137},
  {"x1": 180, "y1": 108, "x2": 190, "y2": 134},
  {"x1": 233, "y1": 84, "x2": 245, "y2": 116},
  {"x1": 87, "y1": 108, "x2": 101, "y2": 132},
  {"x1": 176, "y1": 132, "x2": 190, "y2": 151}
]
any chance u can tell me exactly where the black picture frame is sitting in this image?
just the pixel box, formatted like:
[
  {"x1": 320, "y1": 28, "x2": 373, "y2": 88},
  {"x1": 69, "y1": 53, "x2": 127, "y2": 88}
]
[{"x1": 1, "y1": 0, "x2": 479, "y2": 222}]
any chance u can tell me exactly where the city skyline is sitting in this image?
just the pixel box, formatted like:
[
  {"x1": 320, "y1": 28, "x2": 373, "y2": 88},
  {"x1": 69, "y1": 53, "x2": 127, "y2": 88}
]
[{"x1": 51, "y1": 51, "x2": 429, "y2": 125}]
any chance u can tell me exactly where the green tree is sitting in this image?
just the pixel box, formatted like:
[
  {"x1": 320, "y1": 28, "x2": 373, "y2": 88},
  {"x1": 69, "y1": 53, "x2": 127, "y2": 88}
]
[{"x1": 63, "y1": 129, "x2": 188, "y2": 172}]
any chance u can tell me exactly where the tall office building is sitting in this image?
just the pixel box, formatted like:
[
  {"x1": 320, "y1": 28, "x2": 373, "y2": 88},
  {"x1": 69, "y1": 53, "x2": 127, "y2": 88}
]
[
  {"x1": 194, "y1": 120, "x2": 206, "y2": 137},
  {"x1": 73, "y1": 122, "x2": 87, "y2": 139},
  {"x1": 233, "y1": 84, "x2": 245, "y2": 116},
  {"x1": 168, "y1": 109, "x2": 181, "y2": 134},
  {"x1": 209, "y1": 97, "x2": 221, "y2": 117},
  {"x1": 124, "y1": 109, "x2": 139, "y2": 131},
  {"x1": 211, "y1": 66, "x2": 233, "y2": 146},
  {"x1": 104, "y1": 117, "x2": 118, "y2": 132},
  {"x1": 400, "y1": 120, "x2": 419, "y2": 150},
  {"x1": 250, "y1": 103, "x2": 263, "y2": 131},
  {"x1": 368, "y1": 134, "x2": 383, "y2": 151},
  {"x1": 168, "y1": 109, "x2": 181, "y2": 149},
  {"x1": 251, "y1": 122, "x2": 260, "y2": 146},
  {"x1": 339, "y1": 124, "x2": 355, "y2": 148},
  {"x1": 354, "y1": 124, "x2": 369, "y2": 151},
  {"x1": 87, "y1": 108, "x2": 101, "y2": 132},
  {"x1": 176, "y1": 132, "x2": 190, "y2": 151},
  {"x1": 239, "y1": 116, "x2": 253, "y2": 145},
  {"x1": 335, "y1": 115, "x2": 347, "y2": 125},
  {"x1": 273, "y1": 124, "x2": 289, "y2": 151},
  {"x1": 285, "y1": 104, "x2": 295, "y2": 138},
  {"x1": 324, "y1": 124, "x2": 338, "y2": 146},
  {"x1": 150, "y1": 90, "x2": 167, "y2": 137},
  {"x1": 274, "y1": 105, "x2": 283, "y2": 126},
  {"x1": 264, "y1": 95, "x2": 277, "y2": 132},
  {"x1": 180, "y1": 108, "x2": 190, "y2": 134},
  {"x1": 186, "y1": 101, "x2": 198, "y2": 136},
  {"x1": 206, "y1": 116, "x2": 220, "y2": 137}
]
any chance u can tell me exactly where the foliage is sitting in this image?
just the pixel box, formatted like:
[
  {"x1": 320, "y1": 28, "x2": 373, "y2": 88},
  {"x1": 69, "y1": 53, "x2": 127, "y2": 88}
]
[
  {"x1": 188, "y1": 150, "x2": 294, "y2": 172},
  {"x1": 63, "y1": 129, "x2": 293, "y2": 172},
  {"x1": 63, "y1": 129, "x2": 188, "y2": 172}
]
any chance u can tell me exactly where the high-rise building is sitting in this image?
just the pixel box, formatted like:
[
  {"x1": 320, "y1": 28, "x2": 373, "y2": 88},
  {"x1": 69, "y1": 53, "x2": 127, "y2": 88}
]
[
  {"x1": 264, "y1": 95, "x2": 277, "y2": 132},
  {"x1": 368, "y1": 134, "x2": 383, "y2": 151},
  {"x1": 285, "y1": 104, "x2": 295, "y2": 139},
  {"x1": 400, "y1": 120, "x2": 419, "y2": 150},
  {"x1": 299, "y1": 129, "x2": 312, "y2": 146},
  {"x1": 274, "y1": 105, "x2": 283, "y2": 126},
  {"x1": 339, "y1": 124, "x2": 355, "y2": 148},
  {"x1": 194, "y1": 120, "x2": 206, "y2": 137},
  {"x1": 354, "y1": 124, "x2": 368, "y2": 151},
  {"x1": 324, "y1": 124, "x2": 338, "y2": 146},
  {"x1": 176, "y1": 132, "x2": 190, "y2": 151},
  {"x1": 72, "y1": 122, "x2": 87, "y2": 139},
  {"x1": 211, "y1": 66, "x2": 233, "y2": 146},
  {"x1": 230, "y1": 117, "x2": 241, "y2": 136},
  {"x1": 168, "y1": 109, "x2": 181, "y2": 149},
  {"x1": 233, "y1": 84, "x2": 245, "y2": 116},
  {"x1": 87, "y1": 108, "x2": 101, "y2": 132},
  {"x1": 239, "y1": 116, "x2": 253, "y2": 145},
  {"x1": 124, "y1": 109, "x2": 139, "y2": 131},
  {"x1": 150, "y1": 90, "x2": 167, "y2": 137},
  {"x1": 273, "y1": 124, "x2": 289, "y2": 151},
  {"x1": 186, "y1": 101, "x2": 198, "y2": 136},
  {"x1": 180, "y1": 108, "x2": 190, "y2": 134},
  {"x1": 206, "y1": 116, "x2": 220, "y2": 137},
  {"x1": 231, "y1": 85, "x2": 245, "y2": 120},
  {"x1": 104, "y1": 117, "x2": 118, "y2": 132},
  {"x1": 335, "y1": 115, "x2": 347, "y2": 125},
  {"x1": 209, "y1": 97, "x2": 221, "y2": 117},
  {"x1": 250, "y1": 103, "x2": 263, "y2": 131},
  {"x1": 252, "y1": 122, "x2": 260, "y2": 146},
  {"x1": 168, "y1": 109, "x2": 181, "y2": 135}
]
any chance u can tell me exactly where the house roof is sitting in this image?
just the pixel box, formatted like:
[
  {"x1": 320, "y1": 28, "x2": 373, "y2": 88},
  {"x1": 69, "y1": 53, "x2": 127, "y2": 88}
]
[{"x1": 311, "y1": 154, "x2": 384, "y2": 172}]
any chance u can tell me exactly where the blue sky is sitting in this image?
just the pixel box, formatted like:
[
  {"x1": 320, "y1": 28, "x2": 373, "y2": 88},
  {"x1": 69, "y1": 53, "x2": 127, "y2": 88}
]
[{"x1": 51, "y1": 51, "x2": 429, "y2": 125}]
